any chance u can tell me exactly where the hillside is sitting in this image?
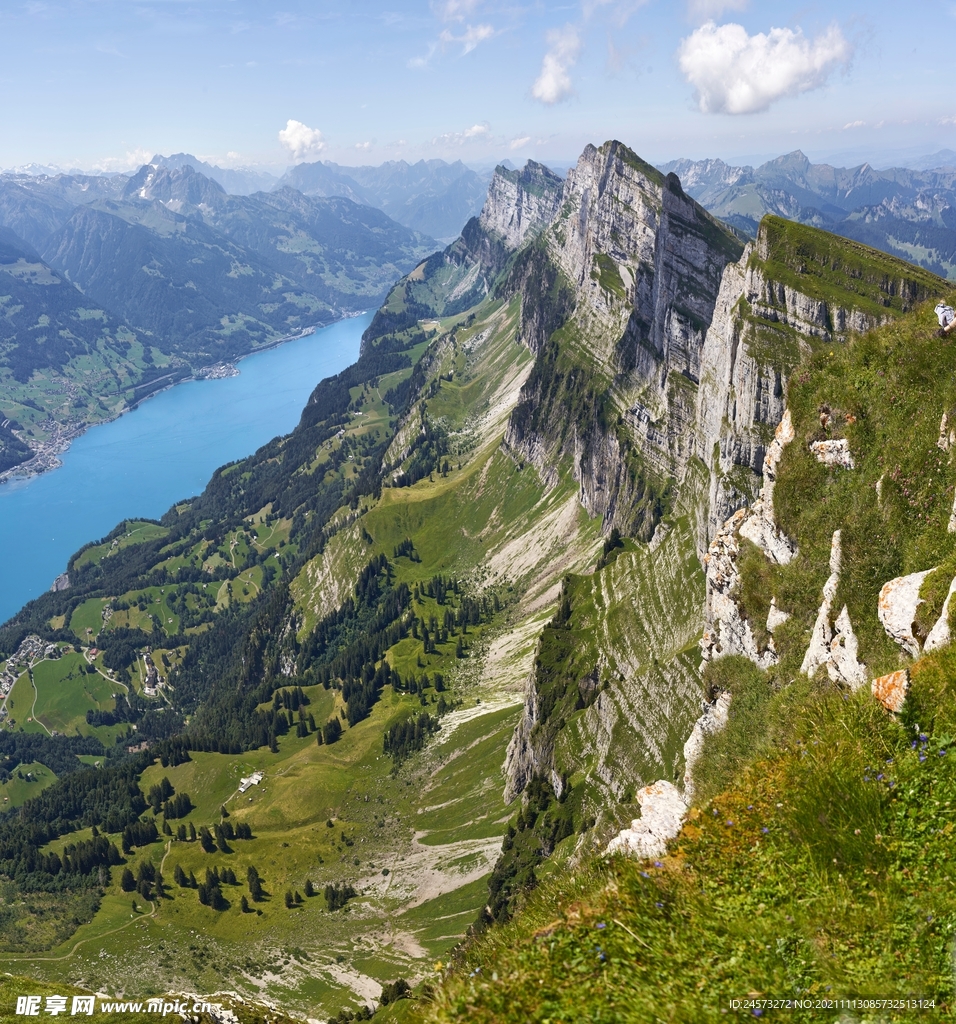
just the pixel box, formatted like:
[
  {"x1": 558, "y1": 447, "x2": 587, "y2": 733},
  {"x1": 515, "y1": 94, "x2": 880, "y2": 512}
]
[
  {"x1": 0, "y1": 140, "x2": 951, "y2": 1022},
  {"x1": 0, "y1": 163, "x2": 435, "y2": 476}
]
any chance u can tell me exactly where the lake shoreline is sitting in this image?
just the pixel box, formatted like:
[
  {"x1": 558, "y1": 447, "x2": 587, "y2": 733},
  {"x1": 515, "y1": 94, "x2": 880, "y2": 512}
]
[{"x1": 0, "y1": 315, "x2": 366, "y2": 488}]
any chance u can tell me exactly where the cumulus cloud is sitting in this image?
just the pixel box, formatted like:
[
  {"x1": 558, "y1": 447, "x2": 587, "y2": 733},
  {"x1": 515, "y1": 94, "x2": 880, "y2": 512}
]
[
  {"x1": 510, "y1": 136, "x2": 531, "y2": 150},
  {"x1": 278, "y1": 119, "x2": 325, "y2": 162},
  {"x1": 532, "y1": 25, "x2": 582, "y2": 105},
  {"x1": 439, "y1": 22, "x2": 495, "y2": 53},
  {"x1": 678, "y1": 21, "x2": 851, "y2": 115}
]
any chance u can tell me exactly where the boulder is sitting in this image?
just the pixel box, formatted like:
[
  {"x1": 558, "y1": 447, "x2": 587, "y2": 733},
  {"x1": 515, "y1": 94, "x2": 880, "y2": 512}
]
[
  {"x1": 604, "y1": 780, "x2": 687, "y2": 860},
  {"x1": 810, "y1": 438, "x2": 855, "y2": 470},
  {"x1": 872, "y1": 669, "x2": 909, "y2": 713},
  {"x1": 878, "y1": 569, "x2": 936, "y2": 658}
]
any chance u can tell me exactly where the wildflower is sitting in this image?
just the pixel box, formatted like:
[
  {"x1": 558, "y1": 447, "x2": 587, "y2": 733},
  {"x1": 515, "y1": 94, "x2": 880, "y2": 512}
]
[
  {"x1": 596, "y1": 922, "x2": 606, "y2": 930},
  {"x1": 940, "y1": 750, "x2": 947, "y2": 757},
  {"x1": 886, "y1": 758, "x2": 894, "y2": 765},
  {"x1": 920, "y1": 734, "x2": 929, "y2": 742},
  {"x1": 655, "y1": 901, "x2": 664, "y2": 908},
  {"x1": 877, "y1": 773, "x2": 884, "y2": 780},
  {"x1": 747, "y1": 805, "x2": 754, "y2": 810},
  {"x1": 726, "y1": 820, "x2": 734, "y2": 826},
  {"x1": 920, "y1": 755, "x2": 927, "y2": 762},
  {"x1": 761, "y1": 827, "x2": 769, "y2": 834},
  {"x1": 653, "y1": 861, "x2": 663, "y2": 868},
  {"x1": 753, "y1": 1010, "x2": 764, "y2": 1018},
  {"x1": 640, "y1": 871, "x2": 650, "y2": 878}
]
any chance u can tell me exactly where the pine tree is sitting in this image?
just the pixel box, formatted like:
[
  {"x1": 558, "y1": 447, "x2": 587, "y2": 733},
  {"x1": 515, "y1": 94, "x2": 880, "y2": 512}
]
[{"x1": 120, "y1": 867, "x2": 135, "y2": 892}]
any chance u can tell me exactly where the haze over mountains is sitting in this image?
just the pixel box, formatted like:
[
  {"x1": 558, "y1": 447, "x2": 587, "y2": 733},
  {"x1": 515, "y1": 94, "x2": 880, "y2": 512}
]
[
  {"x1": 0, "y1": 161, "x2": 437, "y2": 475},
  {"x1": 662, "y1": 149, "x2": 956, "y2": 279}
]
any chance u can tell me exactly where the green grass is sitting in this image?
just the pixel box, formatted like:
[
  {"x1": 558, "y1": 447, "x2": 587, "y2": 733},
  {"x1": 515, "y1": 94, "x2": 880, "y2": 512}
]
[
  {"x1": 68, "y1": 598, "x2": 108, "y2": 639},
  {"x1": 417, "y1": 658, "x2": 956, "y2": 1022},
  {"x1": 73, "y1": 521, "x2": 168, "y2": 569},
  {"x1": 0, "y1": 762, "x2": 57, "y2": 809},
  {"x1": 30, "y1": 653, "x2": 116, "y2": 734}
]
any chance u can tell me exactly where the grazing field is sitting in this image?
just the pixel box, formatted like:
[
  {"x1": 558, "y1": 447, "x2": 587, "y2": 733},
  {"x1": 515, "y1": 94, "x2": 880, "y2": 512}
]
[{"x1": 0, "y1": 762, "x2": 57, "y2": 809}]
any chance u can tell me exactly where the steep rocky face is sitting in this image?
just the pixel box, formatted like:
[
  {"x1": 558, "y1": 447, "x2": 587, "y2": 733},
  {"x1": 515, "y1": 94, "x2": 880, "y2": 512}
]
[
  {"x1": 478, "y1": 161, "x2": 564, "y2": 252},
  {"x1": 401, "y1": 162, "x2": 565, "y2": 318},
  {"x1": 695, "y1": 215, "x2": 941, "y2": 547},
  {"x1": 504, "y1": 141, "x2": 743, "y2": 539}
]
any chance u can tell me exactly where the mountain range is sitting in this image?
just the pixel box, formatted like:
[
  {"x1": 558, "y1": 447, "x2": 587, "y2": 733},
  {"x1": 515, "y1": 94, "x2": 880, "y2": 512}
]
[
  {"x1": 0, "y1": 163, "x2": 437, "y2": 476},
  {"x1": 661, "y1": 149, "x2": 956, "y2": 280},
  {"x1": 1, "y1": 138, "x2": 954, "y2": 1020}
]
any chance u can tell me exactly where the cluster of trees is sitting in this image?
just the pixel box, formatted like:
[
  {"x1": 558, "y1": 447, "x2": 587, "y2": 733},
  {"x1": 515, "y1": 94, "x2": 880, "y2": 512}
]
[
  {"x1": 383, "y1": 712, "x2": 439, "y2": 764},
  {"x1": 0, "y1": 730, "x2": 103, "y2": 779},
  {"x1": 392, "y1": 538, "x2": 420, "y2": 561},
  {"x1": 120, "y1": 859, "x2": 164, "y2": 901},
  {"x1": 324, "y1": 881, "x2": 357, "y2": 912},
  {"x1": 391, "y1": 417, "x2": 450, "y2": 488},
  {"x1": 121, "y1": 819, "x2": 159, "y2": 854}
]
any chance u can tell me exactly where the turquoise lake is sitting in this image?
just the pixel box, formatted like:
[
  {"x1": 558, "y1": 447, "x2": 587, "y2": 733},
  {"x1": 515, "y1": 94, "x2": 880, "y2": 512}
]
[{"x1": 0, "y1": 313, "x2": 370, "y2": 625}]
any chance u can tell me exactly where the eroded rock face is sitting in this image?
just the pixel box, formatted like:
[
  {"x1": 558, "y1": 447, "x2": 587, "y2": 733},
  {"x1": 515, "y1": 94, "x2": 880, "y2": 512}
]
[
  {"x1": 604, "y1": 780, "x2": 687, "y2": 860},
  {"x1": 700, "y1": 412, "x2": 797, "y2": 670},
  {"x1": 682, "y1": 690, "x2": 731, "y2": 802},
  {"x1": 478, "y1": 161, "x2": 564, "y2": 252},
  {"x1": 872, "y1": 670, "x2": 909, "y2": 713},
  {"x1": 878, "y1": 569, "x2": 936, "y2": 659},
  {"x1": 798, "y1": 531, "x2": 866, "y2": 688},
  {"x1": 925, "y1": 576, "x2": 956, "y2": 652}
]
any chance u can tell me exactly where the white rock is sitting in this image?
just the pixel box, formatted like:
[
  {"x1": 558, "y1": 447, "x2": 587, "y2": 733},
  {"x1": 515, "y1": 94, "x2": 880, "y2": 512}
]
[
  {"x1": 810, "y1": 438, "x2": 855, "y2": 470},
  {"x1": 949, "y1": 493, "x2": 956, "y2": 534},
  {"x1": 682, "y1": 691, "x2": 731, "y2": 802},
  {"x1": 604, "y1": 780, "x2": 687, "y2": 860},
  {"x1": 923, "y1": 575, "x2": 956, "y2": 652},
  {"x1": 828, "y1": 605, "x2": 868, "y2": 690},
  {"x1": 799, "y1": 532, "x2": 866, "y2": 686},
  {"x1": 938, "y1": 412, "x2": 955, "y2": 452},
  {"x1": 878, "y1": 568, "x2": 936, "y2": 658},
  {"x1": 766, "y1": 598, "x2": 790, "y2": 634}
]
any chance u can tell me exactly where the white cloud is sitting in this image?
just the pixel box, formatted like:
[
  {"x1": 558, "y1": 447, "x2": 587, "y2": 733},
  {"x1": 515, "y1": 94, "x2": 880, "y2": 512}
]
[
  {"x1": 843, "y1": 120, "x2": 864, "y2": 129},
  {"x1": 432, "y1": 122, "x2": 491, "y2": 146},
  {"x1": 677, "y1": 21, "x2": 851, "y2": 115},
  {"x1": 532, "y1": 25, "x2": 582, "y2": 105},
  {"x1": 354, "y1": 141, "x2": 372, "y2": 150},
  {"x1": 90, "y1": 147, "x2": 154, "y2": 173},
  {"x1": 686, "y1": 0, "x2": 747, "y2": 20},
  {"x1": 510, "y1": 136, "x2": 531, "y2": 150},
  {"x1": 278, "y1": 119, "x2": 325, "y2": 162},
  {"x1": 439, "y1": 23, "x2": 495, "y2": 54}
]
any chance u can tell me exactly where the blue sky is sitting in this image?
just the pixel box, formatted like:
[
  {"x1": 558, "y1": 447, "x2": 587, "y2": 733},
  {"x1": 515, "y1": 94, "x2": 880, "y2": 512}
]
[{"x1": 1, "y1": 0, "x2": 955, "y2": 174}]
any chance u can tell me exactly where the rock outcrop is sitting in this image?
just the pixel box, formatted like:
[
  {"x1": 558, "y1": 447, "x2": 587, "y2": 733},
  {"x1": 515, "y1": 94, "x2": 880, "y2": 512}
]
[
  {"x1": 878, "y1": 569, "x2": 936, "y2": 659},
  {"x1": 872, "y1": 670, "x2": 909, "y2": 713},
  {"x1": 477, "y1": 161, "x2": 564, "y2": 252},
  {"x1": 604, "y1": 780, "x2": 686, "y2": 860}
]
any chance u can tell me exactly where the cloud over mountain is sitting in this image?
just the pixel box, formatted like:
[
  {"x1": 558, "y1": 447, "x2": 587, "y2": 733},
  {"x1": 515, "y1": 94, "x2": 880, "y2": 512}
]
[
  {"x1": 678, "y1": 21, "x2": 851, "y2": 115},
  {"x1": 279, "y1": 119, "x2": 325, "y2": 162},
  {"x1": 532, "y1": 25, "x2": 582, "y2": 104}
]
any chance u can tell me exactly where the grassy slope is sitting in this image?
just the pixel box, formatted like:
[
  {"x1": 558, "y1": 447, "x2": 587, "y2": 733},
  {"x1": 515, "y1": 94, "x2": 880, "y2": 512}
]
[
  {"x1": 0, "y1": 279, "x2": 602, "y2": 1020},
  {"x1": 410, "y1": 293, "x2": 956, "y2": 1023}
]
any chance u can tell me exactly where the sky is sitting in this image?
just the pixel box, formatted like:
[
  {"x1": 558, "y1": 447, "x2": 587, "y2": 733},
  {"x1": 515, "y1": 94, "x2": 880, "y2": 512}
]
[{"x1": 1, "y1": 0, "x2": 955, "y2": 175}]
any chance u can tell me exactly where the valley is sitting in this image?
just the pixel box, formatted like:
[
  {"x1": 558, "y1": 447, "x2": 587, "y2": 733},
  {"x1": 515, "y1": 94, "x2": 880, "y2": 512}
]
[{"x1": 0, "y1": 138, "x2": 955, "y2": 1023}]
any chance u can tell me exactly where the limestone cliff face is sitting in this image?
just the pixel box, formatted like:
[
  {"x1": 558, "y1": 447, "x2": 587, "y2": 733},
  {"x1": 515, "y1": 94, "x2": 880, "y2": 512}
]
[
  {"x1": 694, "y1": 217, "x2": 918, "y2": 547},
  {"x1": 478, "y1": 161, "x2": 564, "y2": 252},
  {"x1": 504, "y1": 141, "x2": 743, "y2": 539}
]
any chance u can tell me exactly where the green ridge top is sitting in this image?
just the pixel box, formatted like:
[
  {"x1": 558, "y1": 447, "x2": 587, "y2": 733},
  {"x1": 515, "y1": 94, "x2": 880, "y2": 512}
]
[{"x1": 753, "y1": 214, "x2": 947, "y2": 318}]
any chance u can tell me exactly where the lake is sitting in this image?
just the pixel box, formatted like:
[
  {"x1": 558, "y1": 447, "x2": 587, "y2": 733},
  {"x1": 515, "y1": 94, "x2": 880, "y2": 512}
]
[{"x1": 0, "y1": 313, "x2": 370, "y2": 625}]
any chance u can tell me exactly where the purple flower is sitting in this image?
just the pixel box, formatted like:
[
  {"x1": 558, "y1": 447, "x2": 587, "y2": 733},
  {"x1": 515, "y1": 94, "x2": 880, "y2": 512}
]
[
  {"x1": 940, "y1": 750, "x2": 947, "y2": 757},
  {"x1": 596, "y1": 922, "x2": 606, "y2": 930},
  {"x1": 886, "y1": 758, "x2": 894, "y2": 765},
  {"x1": 726, "y1": 820, "x2": 734, "y2": 826},
  {"x1": 761, "y1": 827, "x2": 769, "y2": 834},
  {"x1": 655, "y1": 902, "x2": 664, "y2": 908},
  {"x1": 640, "y1": 871, "x2": 650, "y2": 878},
  {"x1": 747, "y1": 805, "x2": 754, "y2": 810},
  {"x1": 919, "y1": 734, "x2": 929, "y2": 742},
  {"x1": 753, "y1": 1010, "x2": 764, "y2": 1018},
  {"x1": 877, "y1": 773, "x2": 884, "y2": 780},
  {"x1": 911, "y1": 740, "x2": 918, "y2": 749},
  {"x1": 919, "y1": 755, "x2": 927, "y2": 762},
  {"x1": 653, "y1": 861, "x2": 663, "y2": 868}
]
